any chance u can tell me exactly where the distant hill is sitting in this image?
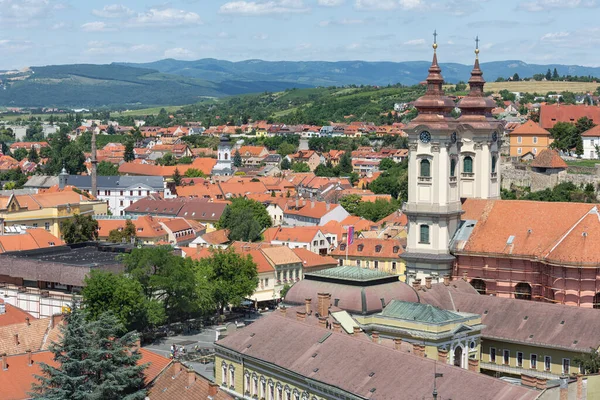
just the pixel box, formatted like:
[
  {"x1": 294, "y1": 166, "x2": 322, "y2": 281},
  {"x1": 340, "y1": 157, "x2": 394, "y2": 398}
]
[
  {"x1": 0, "y1": 64, "x2": 313, "y2": 108},
  {"x1": 120, "y1": 58, "x2": 600, "y2": 87}
]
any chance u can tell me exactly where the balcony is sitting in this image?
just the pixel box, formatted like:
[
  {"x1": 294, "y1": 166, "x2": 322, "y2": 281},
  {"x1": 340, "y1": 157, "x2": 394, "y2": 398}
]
[
  {"x1": 449, "y1": 176, "x2": 457, "y2": 183},
  {"x1": 418, "y1": 176, "x2": 432, "y2": 184},
  {"x1": 480, "y1": 362, "x2": 560, "y2": 380},
  {"x1": 490, "y1": 172, "x2": 498, "y2": 179},
  {"x1": 461, "y1": 172, "x2": 475, "y2": 180}
]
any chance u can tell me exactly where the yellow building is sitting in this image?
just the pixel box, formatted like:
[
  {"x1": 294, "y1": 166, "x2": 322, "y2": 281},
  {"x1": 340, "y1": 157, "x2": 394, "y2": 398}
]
[
  {"x1": 508, "y1": 120, "x2": 553, "y2": 157},
  {"x1": 0, "y1": 188, "x2": 107, "y2": 239},
  {"x1": 330, "y1": 238, "x2": 406, "y2": 280}
]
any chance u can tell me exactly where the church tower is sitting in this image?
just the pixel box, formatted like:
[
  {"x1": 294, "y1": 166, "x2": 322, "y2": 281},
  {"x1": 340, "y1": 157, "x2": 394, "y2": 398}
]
[
  {"x1": 456, "y1": 38, "x2": 503, "y2": 199},
  {"x1": 402, "y1": 33, "x2": 462, "y2": 284},
  {"x1": 211, "y1": 134, "x2": 233, "y2": 176}
]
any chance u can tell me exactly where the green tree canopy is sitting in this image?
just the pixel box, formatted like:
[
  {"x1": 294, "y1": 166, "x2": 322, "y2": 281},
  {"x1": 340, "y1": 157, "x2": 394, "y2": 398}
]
[
  {"x1": 172, "y1": 168, "x2": 182, "y2": 186},
  {"x1": 31, "y1": 305, "x2": 147, "y2": 400},
  {"x1": 338, "y1": 150, "x2": 353, "y2": 174},
  {"x1": 280, "y1": 157, "x2": 291, "y2": 170},
  {"x1": 108, "y1": 220, "x2": 136, "y2": 243},
  {"x1": 183, "y1": 168, "x2": 206, "y2": 178},
  {"x1": 97, "y1": 161, "x2": 119, "y2": 176},
  {"x1": 218, "y1": 197, "x2": 272, "y2": 233},
  {"x1": 124, "y1": 140, "x2": 135, "y2": 162},
  {"x1": 550, "y1": 122, "x2": 579, "y2": 154},
  {"x1": 291, "y1": 162, "x2": 311, "y2": 173},
  {"x1": 28, "y1": 146, "x2": 40, "y2": 163},
  {"x1": 575, "y1": 348, "x2": 600, "y2": 374},
  {"x1": 12, "y1": 148, "x2": 28, "y2": 161},
  {"x1": 233, "y1": 149, "x2": 243, "y2": 167},
  {"x1": 61, "y1": 214, "x2": 99, "y2": 244}
]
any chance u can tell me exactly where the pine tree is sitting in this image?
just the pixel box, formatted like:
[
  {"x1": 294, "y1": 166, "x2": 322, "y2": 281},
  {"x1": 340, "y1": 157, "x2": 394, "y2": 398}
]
[
  {"x1": 280, "y1": 157, "x2": 291, "y2": 170},
  {"x1": 338, "y1": 150, "x2": 353, "y2": 174},
  {"x1": 553, "y1": 68, "x2": 560, "y2": 80},
  {"x1": 28, "y1": 147, "x2": 40, "y2": 163},
  {"x1": 31, "y1": 305, "x2": 148, "y2": 400},
  {"x1": 124, "y1": 141, "x2": 135, "y2": 162},
  {"x1": 172, "y1": 168, "x2": 182, "y2": 186},
  {"x1": 545, "y1": 69, "x2": 552, "y2": 80},
  {"x1": 233, "y1": 149, "x2": 242, "y2": 167}
]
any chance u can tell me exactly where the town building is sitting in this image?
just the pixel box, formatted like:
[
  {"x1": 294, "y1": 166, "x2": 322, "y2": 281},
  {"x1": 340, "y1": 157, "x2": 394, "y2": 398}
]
[
  {"x1": 539, "y1": 104, "x2": 600, "y2": 130},
  {"x1": 212, "y1": 135, "x2": 233, "y2": 177},
  {"x1": 581, "y1": 124, "x2": 600, "y2": 159},
  {"x1": 401, "y1": 39, "x2": 502, "y2": 284},
  {"x1": 96, "y1": 215, "x2": 169, "y2": 245},
  {"x1": 263, "y1": 226, "x2": 331, "y2": 255},
  {"x1": 283, "y1": 199, "x2": 349, "y2": 227},
  {"x1": 286, "y1": 150, "x2": 322, "y2": 171},
  {"x1": 330, "y1": 238, "x2": 405, "y2": 278},
  {"x1": 508, "y1": 120, "x2": 553, "y2": 157}
]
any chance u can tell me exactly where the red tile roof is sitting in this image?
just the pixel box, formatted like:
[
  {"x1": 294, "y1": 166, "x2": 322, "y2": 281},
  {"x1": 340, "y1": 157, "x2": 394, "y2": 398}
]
[
  {"x1": 292, "y1": 247, "x2": 337, "y2": 269},
  {"x1": 0, "y1": 229, "x2": 64, "y2": 254},
  {"x1": 330, "y1": 238, "x2": 403, "y2": 259},
  {"x1": 200, "y1": 229, "x2": 230, "y2": 245},
  {"x1": 0, "y1": 350, "x2": 56, "y2": 400},
  {"x1": 264, "y1": 226, "x2": 322, "y2": 243},
  {"x1": 581, "y1": 124, "x2": 600, "y2": 137},
  {"x1": 540, "y1": 104, "x2": 600, "y2": 130},
  {"x1": 119, "y1": 158, "x2": 217, "y2": 177},
  {"x1": 0, "y1": 301, "x2": 35, "y2": 328},
  {"x1": 509, "y1": 119, "x2": 551, "y2": 136},
  {"x1": 530, "y1": 149, "x2": 567, "y2": 169}
]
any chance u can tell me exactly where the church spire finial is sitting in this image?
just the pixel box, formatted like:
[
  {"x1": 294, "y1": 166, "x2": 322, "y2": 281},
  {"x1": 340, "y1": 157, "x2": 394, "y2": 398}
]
[
  {"x1": 433, "y1": 30, "x2": 438, "y2": 53},
  {"x1": 475, "y1": 35, "x2": 480, "y2": 59}
]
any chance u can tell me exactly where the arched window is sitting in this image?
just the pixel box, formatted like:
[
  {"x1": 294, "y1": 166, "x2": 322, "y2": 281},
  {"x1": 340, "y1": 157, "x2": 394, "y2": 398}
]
[
  {"x1": 224, "y1": 152, "x2": 229, "y2": 160},
  {"x1": 491, "y1": 156, "x2": 497, "y2": 174},
  {"x1": 221, "y1": 362, "x2": 228, "y2": 386},
  {"x1": 420, "y1": 159, "x2": 430, "y2": 177},
  {"x1": 450, "y1": 158, "x2": 457, "y2": 177},
  {"x1": 419, "y1": 225, "x2": 430, "y2": 244},
  {"x1": 470, "y1": 278, "x2": 486, "y2": 295},
  {"x1": 229, "y1": 365, "x2": 235, "y2": 388},
  {"x1": 515, "y1": 282, "x2": 532, "y2": 300},
  {"x1": 463, "y1": 156, "x2": 473, "y2": 173},
  {"x1": 594, "y1": 293, "x2": 600, "y2": 309}
]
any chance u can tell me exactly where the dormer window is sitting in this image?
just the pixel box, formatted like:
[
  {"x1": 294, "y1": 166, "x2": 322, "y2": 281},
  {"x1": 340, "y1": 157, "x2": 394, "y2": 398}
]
[
  {"x1": 393, "y1": 246, "x2": 399, "y2": 253},
  {"x1": 340, "y1": 244, "x2": 346, "y2": 251},
  {"x1": 357, "y1": 244, "x2": 364, "y2": 252},
  {"x1": 375, "y1": 245, "x2": 382, "y2": 253}
]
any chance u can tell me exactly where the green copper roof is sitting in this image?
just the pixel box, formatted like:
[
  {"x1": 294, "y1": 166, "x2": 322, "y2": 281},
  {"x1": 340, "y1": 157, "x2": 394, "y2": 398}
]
[
  {"x1": 381, "y1": 300, "x2": 463, "y2": 324},
  {"x1": 306, "y1": 265, "x2": 397, "y2": 282}
]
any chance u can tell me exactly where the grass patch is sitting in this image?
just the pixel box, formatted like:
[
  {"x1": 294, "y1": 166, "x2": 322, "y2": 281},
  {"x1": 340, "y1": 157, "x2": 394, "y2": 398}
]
[
  {"x1": 119, "y1": 105, "x2": 182, "y2": 116},
  {"x1": 565, "y1": 159, "x2": 600, "y2": 167},
  {"x1": 484, "y1": 81, "x2": 599, "y2": 94}
]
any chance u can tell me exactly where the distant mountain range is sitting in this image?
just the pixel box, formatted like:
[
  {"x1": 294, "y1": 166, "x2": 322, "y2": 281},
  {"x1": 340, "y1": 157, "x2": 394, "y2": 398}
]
[{"x1": 1, "y1": 59, "x2": 599, "y2": 108}]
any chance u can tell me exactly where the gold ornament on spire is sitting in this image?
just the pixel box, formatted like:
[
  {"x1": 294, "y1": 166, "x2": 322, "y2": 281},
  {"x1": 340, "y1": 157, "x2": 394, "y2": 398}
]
[
  {"x1": 475, "y1": 35, "x2": 480, "y2": 59},
  {"x1": 433, "y1": 30, "x2": 438, "y2": 51}
]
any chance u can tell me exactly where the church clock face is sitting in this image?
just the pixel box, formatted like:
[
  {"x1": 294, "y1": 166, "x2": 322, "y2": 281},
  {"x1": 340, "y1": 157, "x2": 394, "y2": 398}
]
[{"x1": 419, "y1": 131, "x2": 431, "y2": 143}]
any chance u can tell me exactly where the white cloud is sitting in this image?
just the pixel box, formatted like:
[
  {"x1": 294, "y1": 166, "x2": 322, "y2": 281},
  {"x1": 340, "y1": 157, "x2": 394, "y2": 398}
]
[
  {"x1": 0, "y1": 0, "x2": 59, "y2": 25},
  {"x1": 51, "y1": 22, "x2": 65, "y2": 30},
  {"x1": 519, "y1": 0, "x2": 596, "y2": 11},
  {"x1": 163, "y1": 47, "x2": 196, "y2": 59},
  {"x1": 92, "y1": 4, "x2": 134, "y2": 18},
  {"x1": 403, "y1": 38, "x2": 425, "y2": 45},
  {"x1": 541, "y1": 31, "x2": 570, "y2": 41},
  {"x1": 355, "y1": 0, "x2": 398, "y2": 10},
  {"x1": 296, "y1": 43, "x2": 312, "y2": 50},
  {"x1": 318, "y1": 0, "x2": 344, "y2": 5},
  {"x1": 131, "y1": 8, "x2": 202, "y2": 27},
  {"x1": 85, "y1": 41, "x2": 156, "y2": 55},
  {"x1": 219, "y1": 0, "x2": 309, "y2": 15},
  {"x1": 0, "y1": 39, "x2": 33, "y2": 53},
  {"x1": 399, "y1": 0, "x2": 422, "y2": 9},
  {"x1": 81, "y1": 21, "x2": 113, "y2": 32}
]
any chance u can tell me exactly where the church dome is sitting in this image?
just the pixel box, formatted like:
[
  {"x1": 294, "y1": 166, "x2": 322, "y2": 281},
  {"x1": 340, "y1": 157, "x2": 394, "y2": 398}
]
[
  {"x1": 220, "y1": 134, "x2": 230, "y2": 143},
  {"x1": 458, "y1": 41, "x2": 496, "y2": 117}
]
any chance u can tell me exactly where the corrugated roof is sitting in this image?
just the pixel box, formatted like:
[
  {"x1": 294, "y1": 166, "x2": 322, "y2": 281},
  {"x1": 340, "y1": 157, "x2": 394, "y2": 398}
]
[{"x1": 381, "y1": 300, "x2": 464, "y2": 324}]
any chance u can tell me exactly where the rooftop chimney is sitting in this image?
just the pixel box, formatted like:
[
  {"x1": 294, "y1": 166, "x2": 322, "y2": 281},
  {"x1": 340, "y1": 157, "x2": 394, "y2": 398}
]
[
  {"x1": 412, "y1": 279, "x2": 421, "y2": 291},
  {"x1": 208, "y1": 382, "x2": 219, "y2": 397},
  {"x1": 371, "y1": 331, "x2": 380, "y2": 344},
  {"x1": 187, "y1": 368, "x2": 196, "y2": 388},
  {"x1": 425, "y1": 277, "x2": 432, "y2": 289},
  {"x1": 25, "y1": 317, "x2": 30, "y2": 326},
  {"x1": 2, "y1": 353, "x2": 7, "y2": 370},
  {"x1": 353, "y1": 326, "x2": 361, "y2": 335},
  {"x1": 173, "y1": 361, "x2": 182, "y2": 375},
  {"x1": 462, "y1": 271, "x2": 468, "y2": 281},
  {"x1": 393, "y1": 338, "x2": 402, "y2": 351},
  {"x1": 332, "y1": 321, "x2": 341, "y2": 333},
  {"x1": 318, "y1": 317, "x2": 327, "y2": 328},
  {"x1": 279, "y1": 306, "x2": 287, "y2": 318},
  {"x1": 438, "y1": 348, "x2": 448, "y2": 363},
  {"x1": 14, "y1": 333, "x2": 19, "y2": 346},
  {"x1": 26, "y1": 350, "x2": 32, "y2": 366},
  {"x1": 317, "y1": 293, "x2": 329, "y2": 317},
  {"x1": 559, "y1": 376, "x2": 568, "y2": 400},
  {"x1": 443, "y1": 275, "x2": 450, "y2": 286},
  {"x1": 296, "y1": 311, "x2": 306, "y2": 322},
  {"x1": 305, "y1": 298, "x2": 312, "y2": 315}
]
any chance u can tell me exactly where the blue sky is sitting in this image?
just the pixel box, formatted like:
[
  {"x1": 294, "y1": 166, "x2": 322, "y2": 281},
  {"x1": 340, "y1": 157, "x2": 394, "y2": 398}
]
[{"x1": 0, "y1": 0, "x2": 599, "y2": 70}]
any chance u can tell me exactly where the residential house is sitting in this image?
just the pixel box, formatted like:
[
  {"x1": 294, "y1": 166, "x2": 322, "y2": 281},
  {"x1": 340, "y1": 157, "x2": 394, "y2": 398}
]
[
  {"x1": 158, "y1": 218, "x2": 205, "y2": 246},
  {"x1": 508, "y1": 120, "x2": 553, "y2": 157},
  {"x1": 581, "y1": 124, "x2": 600, "y2": 159},
  {"x1": 292, "y1": 247, "x2": 337, "y2": 273},
  {"x1": 190, "y1": 229, "x2": 230, "y2": 249},
  {"x1": 0, "y1": 228, "x2": 64, "y2": 254},
  {"x1": 283, "y1": 199, "x2": 349, "y2": 227},
  {"x1": 330, "y1": 238, "x2": 405, "y2": 278},
  {"x1": 540, "y1": 104, "x2": 600, "y2": 130},
  {"x1": 96, "y1": 215, "x2": 169, "y2": 245},
  {"x1": 118, "y1": 158, "x2": 217, "y2": 177},
  {"x1": 263, "y1": 226, "x2": 331, "y2": 255},
  {"x1": 286, "y1": 150, "x2": 322, "y2": 171},
  {"x1": 237, "y1": 146, "x2": 269, "y2": 162},
  {"x1": 245, "y1": 193, "x2": 285, "y2": 226}
]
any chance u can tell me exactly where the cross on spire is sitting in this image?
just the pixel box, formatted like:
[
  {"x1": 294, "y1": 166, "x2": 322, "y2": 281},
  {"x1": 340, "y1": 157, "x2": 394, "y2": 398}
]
[
  {"x1": 475, "y1": 35, "x2": 479, "y2": 50},
  {"x1": 432, "y1": 30, "x2": 438, "y2": 52}
]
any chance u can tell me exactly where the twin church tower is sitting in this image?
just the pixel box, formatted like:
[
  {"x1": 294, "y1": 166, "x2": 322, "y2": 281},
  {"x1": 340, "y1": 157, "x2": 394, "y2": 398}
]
[{"x1": 402, "y1": 34, "x2": 503, "y2": 283}]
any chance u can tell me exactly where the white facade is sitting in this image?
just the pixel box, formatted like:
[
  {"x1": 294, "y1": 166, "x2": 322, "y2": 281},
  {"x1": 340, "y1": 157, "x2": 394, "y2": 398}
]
[
  {"x1": 582, "y1": 136, "x2": 600, "y2": 160},
  {"x1": 97, "y1": 184, "x2": 163, "y2": 216},
  {"x1": 270, "y1": 230, "x2": 330, "y2": 255}
]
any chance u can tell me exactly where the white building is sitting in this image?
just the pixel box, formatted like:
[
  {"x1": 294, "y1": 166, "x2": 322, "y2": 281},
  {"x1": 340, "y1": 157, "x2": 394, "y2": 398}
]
[
  {"x1": 265, "y1": 226, "x2": 331, "y2": 255},
  {"x1": 581, "y1": 125, "x2": 600, "y2": 159},
  {"x1": 401, "y1": 44, "x2": 502, "y2": 284},
  {"x1": 212, "y1": 134, "x2": 234, "y2": 176}
]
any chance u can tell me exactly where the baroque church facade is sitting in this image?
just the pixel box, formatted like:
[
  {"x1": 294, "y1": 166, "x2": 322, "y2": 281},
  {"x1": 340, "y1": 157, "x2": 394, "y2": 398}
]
[{"x1": 403, "y1": 37, "x2": 503, "y2": 284}]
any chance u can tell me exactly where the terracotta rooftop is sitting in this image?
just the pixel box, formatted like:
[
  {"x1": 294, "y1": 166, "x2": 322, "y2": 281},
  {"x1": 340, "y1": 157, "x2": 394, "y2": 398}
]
[
  {"x1": 0, "y1": 314, "x2": 63, "y2": 355},
  {"x1": 199, "y1": 229, "x2": 230, "y2": 245},
  {"x1": 216, "y1": 314, "x2": 537, "y2": 400},
  {"x1": 261, "y1": 246, "x2": 302, "y2": 266},
  {"x1": 0, "y1": 301, "x2": 35, "y2": 328},
  {"x1": 0, "y1": 229, "x2": 64, "y2": 254},
  {"x1": 264, "y1": 226, "x2": 323, "y2": 243},
  {"x1": 581, "y1": 124, "x2": 600, "y2": 137},
  {"x1": 97, "y1": 216, "x2": 167, "y2": 239},
  {"x1": 540, "y1": 104, "x2": 600, "y2": 130},
  {"x1": 530, "y1": 148, "x2": 568, "y2": 169},
  {"x1": 292, "y1": 247, "x2": 338, "y2": 269},
  {"x1": 330, "y1": 238, "x2": 403, "y2": 259},
  {"x1": 509, "y1": 119, "x2": 551, "y2": 136}
]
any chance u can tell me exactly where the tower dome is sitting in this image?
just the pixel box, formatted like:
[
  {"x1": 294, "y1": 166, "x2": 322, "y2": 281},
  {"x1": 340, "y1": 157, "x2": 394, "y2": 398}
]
[{"x1": 458, "y1": 37, "x2": 496, "y2": 118}]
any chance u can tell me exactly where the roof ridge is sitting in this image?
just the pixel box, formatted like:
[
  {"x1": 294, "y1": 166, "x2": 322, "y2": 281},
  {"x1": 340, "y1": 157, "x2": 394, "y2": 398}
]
[{"x1": 543, "y1": 205, "x2": 597, "y2": 259}]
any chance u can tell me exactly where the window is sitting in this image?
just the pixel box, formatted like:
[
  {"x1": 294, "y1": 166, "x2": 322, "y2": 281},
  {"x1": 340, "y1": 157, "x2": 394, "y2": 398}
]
[
  {"x1": 120, "y1": 200, "x2": 124, "y2": 206},
  {"x1": 357, "y1": 244, "x2": 364, "y2": 252},
  {"x1": 490, "y1": 348, "x2": 496, "y2": 363},
  {"x1": 420, "y1": 159, "x2": 430, "y2": 177},
  {"x1": 265, "y1": 278, "x2": 269, "y2": 287},
  {"x1": 374, "y1": 261, "x2": 379, "y2": 270},
  {"x1": 313, "y1": 240, "x2": 318, "y2": 246},
  {"x1": 463, "y1": 156, "x2": 473, "y2": 173},
  {"x1": 356, "y1": 260, "x2": 361, "y2": 267},
  {"x1": 393, "y1": 246, "x2": 399, "y2": 253},
  {"x1": 419, "y1": 225, "x2": 430, "y2": 244},
  {"x1": 491, "y1": 156, "x2": 497, "y2": 174},
  {"x1": 229, "y1": 367, "x2": 235, "y2": 387},
  {"x1": 33, "y1": 223, "x2": 38, "y2": 228},
  {"x1": 563, "y1": 358, "x2": 570, "y2": 374},
  {"x1": 503, "y1": 350, "x2": 510, "y2": 365},
  {"x1": 545, "y1": 356, "x2": 551, "y2": 371},
  {"x1": 392, "y1": 262, "x2": 397, "y2": 271},
  {"x1": 533, "y1": 147, "x2": 537, "y2": 154},
  {"x1": 517, "y1": 147, "x2": 522, "y2": 154},
  {"x1": 340, "y1": 244, "x2": 346, "y2": 251},
  {"x1": 44, "y1": 222, "x2": 50, "y2": 231},
  {"x1": 531, "y1": 354, "x2": 537, "y2": 369},
  {"x1": 517, "y1": 352, "x2": 523, "y2": 367},
  {"x1": 517, "y1": 136, "x2": 522, "y2": 143},
  {"x1": 222, "y1": 364, "x2": 227, "y2": 386},
  {"x1": 129, "y1": 191, "x2": 133, "y2": 196},
  {"x1": 338, "y1": 259, "x2": 343, "y2": 266},
  {"x1": 375, "y1": 245, "x2": 382, "y2": 253},
  {"x1": 515, "y1": 282, "x2": 532, "y2": 300},
  {"x1": 450, "y1": 158, "x2": 456, "y2": 177}
]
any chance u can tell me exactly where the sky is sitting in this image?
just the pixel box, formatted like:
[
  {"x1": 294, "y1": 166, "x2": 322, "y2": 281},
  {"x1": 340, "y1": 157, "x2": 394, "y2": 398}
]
[{"x1": 0, "y1": 0, "x2": 599, "y2": 70}]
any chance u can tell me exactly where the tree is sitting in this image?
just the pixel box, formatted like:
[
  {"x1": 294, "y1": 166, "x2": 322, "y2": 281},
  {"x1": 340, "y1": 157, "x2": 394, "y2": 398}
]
[
  {"x1": 107, "y1": 125, "x2": 116, "y2": 135},
  {"x1": 291, "y1": 162, "x2": 310, "y2": 173},
  {"x1": 545, "y1": 69, "x2": 552, "y2": 80},
  {"x1": 61, "y1": 214, "x2": 99, "y2": 244},
  {"x1": 379, "y1": 158, "x2": 397, "y2": 171},
  {"x1": 156, "y1": 153, "x2": 176, "y2": 166},
  {"x1": 97, "y1": 161, "x2": 119, "y2": 176},
  {"x1": 553, "y1": 68, "x2": 559, "y2": 80},
  {"x1": 550, "y1": 122, "x2": 579, "y2": 154},
  {"x1": 512, "y1": 73, "x2": 520, "y2": 81},
  {"x1": 124, "y1": 141, "x2": 135, "y2": 162},
  {"x1": 277, "y1": 142, "x2": 296, "y2": 156},
  {"x1": 314, "y1": 163, "x2": 336, "y2": 177},
  {"x1": 338, "y1": 150, "x2": 353, "y2": 174},
  {"x1": 108, "y1": 220, "x2": 137, "y2": 243},
  {"x1": 339, "y1": 194, "x2": 362, "y2": 215},
  {"x1": 30, "y1": 305, "x2": 147, "y2": 400},
  {"x1": 197, "y1": 248, "x2": 258, "y2": 315},
  {"x1": 218, "y1": 197, "x2": 272, "y2": 241},
  {"x1": 28, "y1": 147, "x2": 40, "y2": 163},
  {"x1": 83, "y1": 270, "x2": 164, "y2": 332},
  {"x1": 25, "y1": 123, "x2": 44, "y2": 142},
  {"x1": 172, "y1": 168, "x2": 182, "y2": 186},
  {"x1": 233, "y1": 149, "x2": 242, "y2": 167},
  {"x1": 12, "y1": 148, "x2": 28, "y2": 161},
  {"x1": 177, "y1": 156, "x2": 193, "y2": 165},
  {"x1": 575, "y1": 348, "x2": 600, "y2": 374},
  {"x1": 184, "y1": 168, "x2": 206, "y2": 178},
  {"x1": 575, "y1": 117, "x2": 596, "y2": 136},
  {"x1": 280, "y1": 157, "x2": 291, "y2": 170}
]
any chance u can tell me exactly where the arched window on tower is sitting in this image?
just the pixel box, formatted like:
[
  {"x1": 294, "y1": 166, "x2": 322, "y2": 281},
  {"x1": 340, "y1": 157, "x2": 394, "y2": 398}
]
[
  {"x1": 463, "y1": 156, "x2": 473, "y2": 174},
  {"x1": 224, "y1": 152, "x2": 229, "y2": 160},
  {"x1": 515, "y1": 282, "x2": 532, "y2": 300},
  {"x1": 419, "y1": 225, "x2": 430, "y2": 244},
  {"x1": 420, "y1": 159, "x2": 430, "y2": 177},
  {"x1": 491, "y1": 156, "x2": 497, "y2": 174},
  {"x1": 470, "y1": 278, "x2": 486, "y2": 295},
  {"x1": 450, "y1": 158, "x2": 457, "y2": 177}
]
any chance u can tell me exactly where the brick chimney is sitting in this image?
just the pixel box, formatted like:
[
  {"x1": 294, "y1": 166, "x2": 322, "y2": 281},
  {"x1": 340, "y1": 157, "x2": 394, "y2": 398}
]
[
  {"x1": 393, "y1": 338, "x2": 402, "y2": 351},
  {"x1": 318, "y1": 317, "x2": 327, "y2": 328},
  {"x1": 425, "y1": 277, "x2": 432, "y2": 289},
  {"x1": 296, "y1": 311, "x2": 306, "y2": 322},
  {"x1": 25, "y1": 316, "x2": 30, "y2": 326},
  {"x1": 468, "y1": 358, "x2": 479, "y2": 372},
  {"x1": 412, "y1": 343, "x2": 423, "y2": 357},
  {"x1": 353, "y1": 326, "x2": 361, "y2": 335},
  {"x1": 412, "y1": 279, "x2": 421, "y2": 291},
  {"x1": 317, "y1": 293, "x2": 329, "y2": 317},
  {"x1": 208, "y1": 382, "x2": 219, "y2": 397},
  {"x1": 462, "y1": 271, "x2": 468, "y2": 281},
  {"x1": 577, "y1": 374, "x2": 583, "y2": 400},
  {"x1": 371, "y1": 331, "x2": 380, "y2": 344},
  {"x1": 187, "y1": 368, "x2": 196, "y2": 388},
  {"x1": 26, "y1": 350, "x2": 32, "y2": 366},
  {"x1": 443, "y1": 275, "x2": 450, "y2": 286},
  {"x1": 173, "y1": 361, "x2": 182, "y2": 375},
  {"x1": 279, "y1": 306, "x2": 287, "y2": 318},
  {"x1": 1, "y1": 353, "x2": 7, "y2": 370},
  {"x1": 332, "y1": 321, "x2": 341, "y2": 333},
  {"x1": 438, "y1": 348, "x2": 448, "y2": 364},
  {"x1": 521, "y1": 374, "x2": 536, "y2": 388},
  {"x1": 535, "y1": 377, "x2": 547, "y2": 390},
  {"x1": 559, "y1": 376, "x2": 568, "y2": 400},
  {"x1": 305, "y1": 298, "x2": 312, "y2": 315}
]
